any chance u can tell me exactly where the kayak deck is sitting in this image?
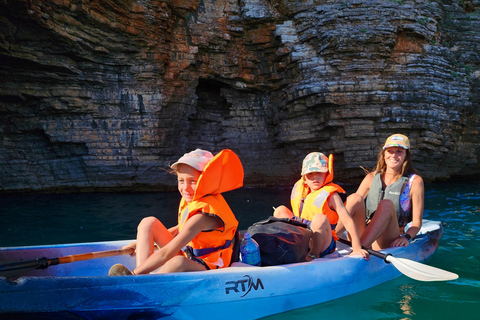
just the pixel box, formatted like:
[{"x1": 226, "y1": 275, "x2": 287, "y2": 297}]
[{"x1": 0, "y1": 220, "x2": 444, "y2": 320}]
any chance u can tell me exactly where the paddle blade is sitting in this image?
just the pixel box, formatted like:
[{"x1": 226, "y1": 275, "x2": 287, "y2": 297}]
[
  {"x1": 0, "y1": 257, "x2": 50, "y2": 274},
  {"x1": 386, "y1": 256, "x2": 459, "y2": 282}
]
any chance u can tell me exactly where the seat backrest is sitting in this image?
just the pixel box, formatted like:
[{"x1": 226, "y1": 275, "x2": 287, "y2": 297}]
[{"x1": 230, "y1": 229, "x2": 241, "y2": 265}]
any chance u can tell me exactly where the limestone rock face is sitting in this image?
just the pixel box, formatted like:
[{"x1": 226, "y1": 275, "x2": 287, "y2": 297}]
[{"x1": 1, "y1": 0, "x2": 479, "y2": 192}]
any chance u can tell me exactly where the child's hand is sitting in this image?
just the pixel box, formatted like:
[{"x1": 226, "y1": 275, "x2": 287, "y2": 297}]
[
  {"x1": 350, "y1": 248, "x2": 370, "y2": 260},
  {"x1": 123, "y1": 242, "x2": 137, "y2": 257}
]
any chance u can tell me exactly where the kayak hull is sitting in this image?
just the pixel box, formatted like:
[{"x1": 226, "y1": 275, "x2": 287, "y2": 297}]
[{"x1": 0, "y1": 220, "x2": 443, "y2": 320}]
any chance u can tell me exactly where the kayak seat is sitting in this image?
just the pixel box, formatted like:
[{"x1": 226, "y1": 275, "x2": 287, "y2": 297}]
[{"x1": 230, "y1": 229, "x2": 241, "y2": 265}]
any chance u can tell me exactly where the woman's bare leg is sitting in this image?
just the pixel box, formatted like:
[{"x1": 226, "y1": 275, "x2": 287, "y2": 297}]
[{"x1": 360, "y1": 200, "x2": 400, "y2": 250}]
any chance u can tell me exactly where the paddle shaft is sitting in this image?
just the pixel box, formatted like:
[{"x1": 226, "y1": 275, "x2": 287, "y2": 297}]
[
  {"x1": 56, "y1": 248, "x2": 135, "y2": 264},
  {"x1": 0, "y1": 247, "x2": 134, "y2": 273}
]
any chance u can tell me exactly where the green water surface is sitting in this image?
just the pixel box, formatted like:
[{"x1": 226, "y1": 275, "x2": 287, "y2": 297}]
[{"x1": 1, "y1": 182, "x2": 479, "y2": 319}]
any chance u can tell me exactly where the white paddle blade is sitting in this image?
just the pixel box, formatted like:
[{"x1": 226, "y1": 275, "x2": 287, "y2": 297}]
[{"x1": 386, "y1": 256, "x2": 459, "y2": 282}]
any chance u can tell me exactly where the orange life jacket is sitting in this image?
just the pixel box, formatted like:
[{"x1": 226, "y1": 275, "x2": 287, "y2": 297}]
[
  {"x1": 178, "y1": 149, "x2": 243, "y2": 269},
  {"x1": 289, "y1": 154, "x2": 345, "y2": 240}
]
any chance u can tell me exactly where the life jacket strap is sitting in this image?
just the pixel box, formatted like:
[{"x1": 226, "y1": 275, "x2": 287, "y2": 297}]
[{"x1": 182, "y1": 240, "x2": 232, "y2": 258}]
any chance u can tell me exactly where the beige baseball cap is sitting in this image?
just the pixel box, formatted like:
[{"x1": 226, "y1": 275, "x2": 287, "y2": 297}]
[{"x1": 383, "y1": 134, "x2": 410, "y2": 150}]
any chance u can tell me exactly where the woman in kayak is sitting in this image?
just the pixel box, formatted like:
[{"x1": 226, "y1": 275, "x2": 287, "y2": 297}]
[
  {"x1": 340, "y1": 134, "x2": 424, "y2": 250},
  {"x1": 274, "y1": 152, "x2": 369, "y2": 261},
  {"x1": 109, "y1": 149, "x2": 243, "y2": 275}
]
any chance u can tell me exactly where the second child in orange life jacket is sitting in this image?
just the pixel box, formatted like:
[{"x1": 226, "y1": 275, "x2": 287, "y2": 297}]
[
  {"x1": 274, "y1": 152, "x2": 369, "y2": 261},
  {"x1": 109, "y1": 149, "x2": 243, "y2": 275}
]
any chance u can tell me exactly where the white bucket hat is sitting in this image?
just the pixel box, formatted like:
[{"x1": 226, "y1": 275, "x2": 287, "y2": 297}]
[{"x1": 170, "y1": 149, "x2": 214, "y2": 172}]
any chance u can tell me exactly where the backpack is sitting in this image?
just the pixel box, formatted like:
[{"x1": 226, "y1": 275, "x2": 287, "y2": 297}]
[{"x1": 246, "y1": 217, "x2": 313, "y2": 266}]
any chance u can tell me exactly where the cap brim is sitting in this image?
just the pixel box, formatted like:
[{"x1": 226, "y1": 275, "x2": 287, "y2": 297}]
[
  {"x1": 302, "y1": 168, "x2": 328, "y2": 175},
  {"x1": 383, "y1": 144, "x2": 409, "y2": 149},
  {"x1": 170, "y1": 161, "x2": 204, "y2": 172}
]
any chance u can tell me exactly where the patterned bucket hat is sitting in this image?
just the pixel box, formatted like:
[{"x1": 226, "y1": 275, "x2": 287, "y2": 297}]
[{"x1": 301, "y1": 152, "x2": 329, "y2": 176}]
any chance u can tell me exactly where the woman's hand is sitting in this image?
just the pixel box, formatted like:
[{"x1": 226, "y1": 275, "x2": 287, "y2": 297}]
[{"x1": 390, "y1": 235, "x2": 409, "y2": 247}]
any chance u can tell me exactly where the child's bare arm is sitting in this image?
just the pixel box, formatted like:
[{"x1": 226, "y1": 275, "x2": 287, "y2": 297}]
[{"x1": 329, "y1": 193, "x2": 369, "y2": 260}]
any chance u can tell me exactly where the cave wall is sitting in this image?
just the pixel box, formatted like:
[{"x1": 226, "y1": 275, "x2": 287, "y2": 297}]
[{"x1": 0, "y1": 0, "x2": 479, "y2": 192}]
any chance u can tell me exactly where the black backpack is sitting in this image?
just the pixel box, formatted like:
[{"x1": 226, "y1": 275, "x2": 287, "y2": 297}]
[{"x1": 246, "y1": 217, "x2": 313, "y2": 266}]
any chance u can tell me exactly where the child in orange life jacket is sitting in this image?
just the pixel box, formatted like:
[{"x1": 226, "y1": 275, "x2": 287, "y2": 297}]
[
  {"x1": 274, "y1": 152, "x2": 369, "y2": 261},
  {"x1": 109, "y1": 149, "x2": 243, "y2": 275}
]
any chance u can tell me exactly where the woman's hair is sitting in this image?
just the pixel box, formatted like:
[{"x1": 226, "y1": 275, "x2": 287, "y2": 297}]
[{"x1": 366, "y1": 148, "x2": 418, "y2": 178}]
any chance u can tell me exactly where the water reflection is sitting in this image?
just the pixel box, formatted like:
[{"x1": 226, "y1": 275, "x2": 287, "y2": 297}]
[{"x1": 398, "y1": 283, "x2": 416, "y2": 317}]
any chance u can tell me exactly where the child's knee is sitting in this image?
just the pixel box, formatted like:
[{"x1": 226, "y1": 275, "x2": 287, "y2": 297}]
[
  {"x1": 137, "y1": 216, "x2": 159, "y2": 232},
  {"x1": 273, "y1": 205, "x2": 292, "y2": 218},
  {"x1": 347, "y1": 193, "x2": 365, "y2": 210}
]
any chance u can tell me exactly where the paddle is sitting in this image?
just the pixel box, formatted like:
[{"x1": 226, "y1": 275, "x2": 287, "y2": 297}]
[
  {"x1": 0, "y1": 247, "x2": 134, "y2": 277},
  {"x1": 337, "y1": 238, "x2": 458, "y2": 282}
]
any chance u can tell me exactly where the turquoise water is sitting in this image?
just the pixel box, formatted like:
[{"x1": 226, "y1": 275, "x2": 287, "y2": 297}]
[{"x1": 1, "y1": 182, "x2": 479, "y2": 319}]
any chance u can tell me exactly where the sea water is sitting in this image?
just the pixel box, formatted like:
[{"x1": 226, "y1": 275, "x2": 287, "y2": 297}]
[{"x1": 1, "y1": 182, "x2": 479, "y2": 319}]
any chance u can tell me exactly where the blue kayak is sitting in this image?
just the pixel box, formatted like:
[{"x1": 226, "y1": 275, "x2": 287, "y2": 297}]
[{"x1": 0, "y1": 220, "x2": 447, "y2": 319}]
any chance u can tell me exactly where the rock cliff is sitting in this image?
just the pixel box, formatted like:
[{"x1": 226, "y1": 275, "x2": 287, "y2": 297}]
[{"x1": 1, "y1": 0, "x2": 479, "y2": 192}]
